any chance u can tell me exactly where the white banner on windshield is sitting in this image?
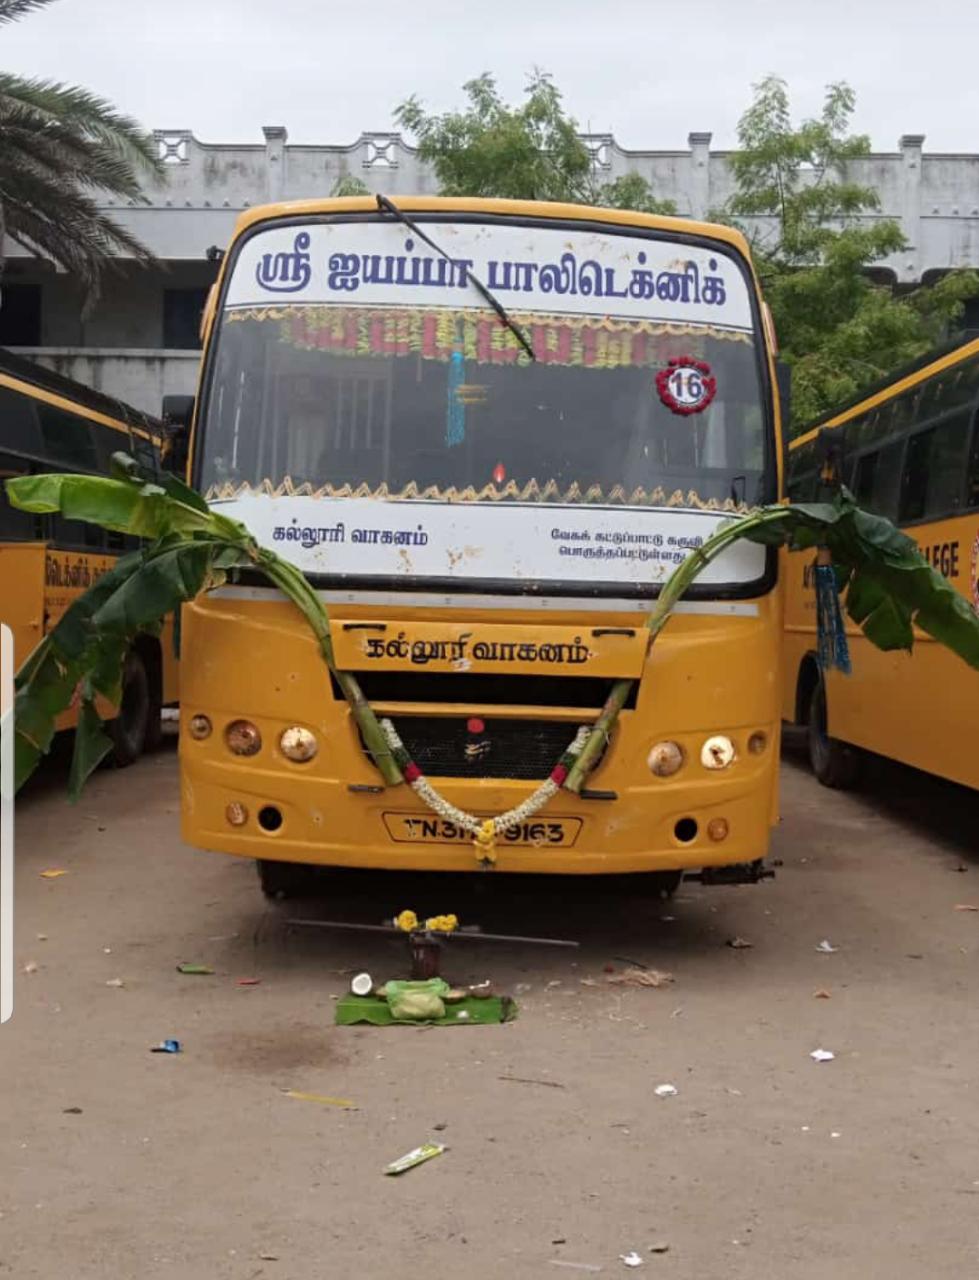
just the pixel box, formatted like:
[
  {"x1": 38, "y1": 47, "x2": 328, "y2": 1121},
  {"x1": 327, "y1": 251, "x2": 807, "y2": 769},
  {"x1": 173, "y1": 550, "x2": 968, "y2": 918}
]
[
  {"x1": 224, "y1": 220, "x2": 753, "y2": 332},
  {"x1": 215, "y1": 495, "x2": 765, "y2": 588}
]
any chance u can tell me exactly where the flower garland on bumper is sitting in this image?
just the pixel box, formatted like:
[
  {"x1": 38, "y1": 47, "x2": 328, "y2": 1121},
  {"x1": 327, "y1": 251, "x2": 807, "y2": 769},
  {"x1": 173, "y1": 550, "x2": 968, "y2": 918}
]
[{"x1": 380, "y1": 719, "x2": 591, "y2": 867}]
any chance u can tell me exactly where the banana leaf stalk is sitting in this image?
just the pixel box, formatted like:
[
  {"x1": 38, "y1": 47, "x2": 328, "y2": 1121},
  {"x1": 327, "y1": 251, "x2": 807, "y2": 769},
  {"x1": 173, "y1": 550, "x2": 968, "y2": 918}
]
[
  {"x1": 5, "y1": 457, "x2": 402, "y2": 796},
  {"x1": 564, "y1": 496, "x2": 979, "y2": 793}
]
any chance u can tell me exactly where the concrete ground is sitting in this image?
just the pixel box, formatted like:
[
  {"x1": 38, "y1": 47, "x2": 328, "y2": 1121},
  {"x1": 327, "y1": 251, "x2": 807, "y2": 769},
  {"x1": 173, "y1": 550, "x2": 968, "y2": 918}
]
[{"x1": 2, "y1": 731, "x2": 978, "y2": 1279}]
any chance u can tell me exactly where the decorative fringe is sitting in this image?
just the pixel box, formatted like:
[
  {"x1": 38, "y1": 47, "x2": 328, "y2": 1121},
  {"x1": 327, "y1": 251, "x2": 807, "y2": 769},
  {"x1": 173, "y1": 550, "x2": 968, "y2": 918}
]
[
  {"x1": 446, "y1": 350, "x2": 466, "y2": 447},
  {"x1": 815, "y1": 557, "x2": 851, "y2": 674}
]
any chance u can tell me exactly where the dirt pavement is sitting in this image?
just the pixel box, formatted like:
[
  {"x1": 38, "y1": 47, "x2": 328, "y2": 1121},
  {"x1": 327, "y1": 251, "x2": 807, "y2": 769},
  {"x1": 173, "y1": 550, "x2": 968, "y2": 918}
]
[{"x1": 2, "y1": 733, "x2": 978, "y2": 1279}]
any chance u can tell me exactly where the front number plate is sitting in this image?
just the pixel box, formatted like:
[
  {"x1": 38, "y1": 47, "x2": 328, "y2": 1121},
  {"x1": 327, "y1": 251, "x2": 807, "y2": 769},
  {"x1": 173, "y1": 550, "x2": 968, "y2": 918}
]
[{"x1": 383, "y1": 813, "x2": 582, "y2": 848}]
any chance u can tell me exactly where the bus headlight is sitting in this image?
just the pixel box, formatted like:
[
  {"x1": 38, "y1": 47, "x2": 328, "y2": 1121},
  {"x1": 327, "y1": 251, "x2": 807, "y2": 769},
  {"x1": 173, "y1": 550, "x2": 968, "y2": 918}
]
[
  {"x1": 279, "y1": 725, "x2": 318, "y2": 762},
  {"x1": 647, "y1": 740, "x2": 684, "y2": 777},
  {"x1": 701, "y1": 735, "x2": 735, "y2": 770},
  {"x1": 226, "y1": 719, "x2": 262, "y2": 756}
]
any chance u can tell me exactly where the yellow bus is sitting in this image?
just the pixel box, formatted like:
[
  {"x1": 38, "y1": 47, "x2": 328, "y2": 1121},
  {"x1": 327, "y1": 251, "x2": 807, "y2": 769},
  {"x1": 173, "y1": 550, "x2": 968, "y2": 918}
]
[
  {"x1": 783, "y1": 333, "x2": 979, "y2": 789},
  {"x1": 0, "y1": 347, "x2": 179, "y2": 764},
  {"x1": 173, "y1": 196, "x2": 786, "y2": 898}
]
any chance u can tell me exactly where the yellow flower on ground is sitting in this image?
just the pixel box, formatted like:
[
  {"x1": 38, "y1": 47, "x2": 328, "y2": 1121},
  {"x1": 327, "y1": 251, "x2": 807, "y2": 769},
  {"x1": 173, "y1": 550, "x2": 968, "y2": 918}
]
[
  {"x1": 425, "y1": 914, "x2": 459, "y2": 934},
  {"x1": 394, "y1": 909, "x2": 419, "y2": 933}
]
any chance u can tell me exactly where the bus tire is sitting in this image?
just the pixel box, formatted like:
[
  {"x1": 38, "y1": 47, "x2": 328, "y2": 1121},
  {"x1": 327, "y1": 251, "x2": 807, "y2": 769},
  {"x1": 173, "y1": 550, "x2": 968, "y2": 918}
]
[
  {"x1": 109, "y1": 650, "x2": 151, "y2": 767},
  {"x1": 257, "y1": 859, "x2": 318, "y2": 901},
  {"x1": 807, "y1": 672, "x2": 860, "y2": 790}
]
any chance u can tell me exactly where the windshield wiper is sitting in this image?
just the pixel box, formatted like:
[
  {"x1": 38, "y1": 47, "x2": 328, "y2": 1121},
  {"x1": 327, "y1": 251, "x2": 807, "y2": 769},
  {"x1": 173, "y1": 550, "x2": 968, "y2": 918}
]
[{"x1": 375, "y1": 194, "x2": 536, "y2": 362}]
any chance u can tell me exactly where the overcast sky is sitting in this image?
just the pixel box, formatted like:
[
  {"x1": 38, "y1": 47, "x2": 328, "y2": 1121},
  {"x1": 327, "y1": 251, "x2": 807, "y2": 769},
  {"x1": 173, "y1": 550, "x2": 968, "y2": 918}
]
[{"x1": 3, "y1": 0, "x2": 976, "y2": 152}]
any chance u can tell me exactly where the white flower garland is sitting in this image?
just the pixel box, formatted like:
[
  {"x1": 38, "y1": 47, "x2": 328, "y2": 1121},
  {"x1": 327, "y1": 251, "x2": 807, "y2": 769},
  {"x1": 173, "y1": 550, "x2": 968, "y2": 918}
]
[{"x1": 380, "y1": 719, "x2": 590, "y2": 861}]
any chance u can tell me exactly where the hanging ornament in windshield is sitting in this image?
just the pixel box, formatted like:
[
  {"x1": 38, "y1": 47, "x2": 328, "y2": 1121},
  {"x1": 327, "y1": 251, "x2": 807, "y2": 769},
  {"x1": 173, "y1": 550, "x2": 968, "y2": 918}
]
[{"x1": 656, "y1": 356, "x2": 717, "y2": 416}]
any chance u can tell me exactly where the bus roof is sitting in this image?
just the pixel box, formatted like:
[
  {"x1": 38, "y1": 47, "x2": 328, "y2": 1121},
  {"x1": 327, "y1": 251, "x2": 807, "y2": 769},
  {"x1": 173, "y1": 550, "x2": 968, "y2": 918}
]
[
  {"x1": 791, "y1": 329, "x2": 979, "y2": 451},
  {"x1": 0, "y1": 345, "x2": 163, "y2": 438},
  {"x1": 226, "y1": 194, "x2": 755, "y2": 261}
]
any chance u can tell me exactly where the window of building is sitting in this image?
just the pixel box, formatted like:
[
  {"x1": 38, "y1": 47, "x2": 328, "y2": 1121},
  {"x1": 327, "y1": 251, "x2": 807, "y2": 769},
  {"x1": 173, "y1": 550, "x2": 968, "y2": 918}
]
[
  {"x1": 163, "y1": 288, "x2": 208, "y2": 350},
  {"x1": 0, "y1": 283, "x2": 41, "y2": 346},
  {"x1": 899, "y1": 409, "x2": 973, "y2": 523}
]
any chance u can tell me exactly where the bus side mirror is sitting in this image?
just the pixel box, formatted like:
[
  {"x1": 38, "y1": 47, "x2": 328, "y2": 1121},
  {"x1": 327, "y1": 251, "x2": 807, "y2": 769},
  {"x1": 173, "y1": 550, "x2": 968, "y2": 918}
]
[
  {"x1": 161, "y1": 395, "x2": 194, "y2": 474},
  {"x1": 162, "y1": 394, "x2": 194, "y2": 428}
]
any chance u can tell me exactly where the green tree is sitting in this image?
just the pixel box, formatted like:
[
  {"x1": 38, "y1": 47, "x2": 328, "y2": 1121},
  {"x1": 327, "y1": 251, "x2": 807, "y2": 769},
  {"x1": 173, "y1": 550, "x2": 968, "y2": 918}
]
[
  {"x1": 721, "y1": 75, "x2": 978, "y2": 429},
  {"x1": 396, "y1": 70, "x2": 675, "y2": 214},
  {"x1": 0, "y1": 0, "x2": 161, "y2": 303}
]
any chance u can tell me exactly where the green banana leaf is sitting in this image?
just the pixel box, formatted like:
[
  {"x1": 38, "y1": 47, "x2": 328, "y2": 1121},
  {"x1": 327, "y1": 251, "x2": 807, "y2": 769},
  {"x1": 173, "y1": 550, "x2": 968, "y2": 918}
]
[{"x1": 5, "y1": 462, "x2": 979, "y2": 802}]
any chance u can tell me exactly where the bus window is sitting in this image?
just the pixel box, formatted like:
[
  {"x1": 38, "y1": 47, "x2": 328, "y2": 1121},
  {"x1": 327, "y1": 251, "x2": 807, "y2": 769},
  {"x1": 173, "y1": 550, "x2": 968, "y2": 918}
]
[
  {"x1": 48, "y1": 510, "x2": 106, "y2": 552},
  {"x1": 926, "y1": 355, "x2": 979, "y2": 415},
  {"x1": 36, "y1": 403, "x2": 99, "y2": 471},
  {"x1": 852, "y1": 440, "x2": 904, "y2": 519},
  {"x1": 0, "y1": 453, "x2": 39, "y2": 540},
  {"x1": 899, "y1": 410, "x2": 973, "y2": 522},
  {"x1": 0, "y1": 384, "x2": 40, "y2": 454},
  {"x1": 967, "y1": 423, "x2": 979, "y2": 510}
]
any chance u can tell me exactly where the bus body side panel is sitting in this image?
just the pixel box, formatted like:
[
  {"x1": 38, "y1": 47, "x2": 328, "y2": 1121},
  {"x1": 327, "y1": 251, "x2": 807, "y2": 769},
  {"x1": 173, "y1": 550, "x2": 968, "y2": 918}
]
[
  {"x1": 178, "y1": 594, "x2": 781, "y2": 875},
  {"x1": 784, "y1": 515, "x2": 979, "y2": 791},
  {"x1": 0, "y1": 542, "x2": 46, "y2": 674}
]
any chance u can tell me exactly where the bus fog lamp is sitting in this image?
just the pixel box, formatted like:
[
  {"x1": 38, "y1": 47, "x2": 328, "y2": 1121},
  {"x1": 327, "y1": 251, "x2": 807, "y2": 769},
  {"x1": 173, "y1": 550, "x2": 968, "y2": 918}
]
[
  {"x1": 647, "y1": 740, "x2": 684, "y2": 777},
  {"x1": 748, "y1": 731, "x2": 768, "y2": 755},
  {"x1": 707, "y1": 817, "x2": 729, "y2": 842},
  {"x1": 187, "y1": 714, "x2": 212, "y2": 740},
  {"x1": 701, "y1": 735, "x2": 735, "y2": 770},
  {"x1": 226, "y1": 719, "x2": 262, "y2": 756},
  {"x1": 280, "y1": 725, "x2": 318, "y2": 762},
  {"x1": 225, "y1": 802, "x2": 248, "y2": 826}
]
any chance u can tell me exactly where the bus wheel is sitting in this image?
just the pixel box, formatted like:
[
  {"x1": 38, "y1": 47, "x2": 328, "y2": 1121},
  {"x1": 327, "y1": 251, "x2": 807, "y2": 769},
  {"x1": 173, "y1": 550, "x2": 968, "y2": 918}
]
[
  {"x1": 109, "y1": 651, "x2": 150, "y2": 767},
  {"x1": 807, "y1": 673, "x2": 860, "y2": 789},
  {"x1": 257, "y1": 859, "x2": 318, "y2": 901}
]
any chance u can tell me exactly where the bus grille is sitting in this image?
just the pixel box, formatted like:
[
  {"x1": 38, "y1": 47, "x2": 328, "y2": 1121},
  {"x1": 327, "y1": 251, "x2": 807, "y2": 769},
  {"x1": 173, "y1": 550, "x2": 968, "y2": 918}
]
[{"x1": 391, "y1": 716, "x2": 586, "y2": 781}]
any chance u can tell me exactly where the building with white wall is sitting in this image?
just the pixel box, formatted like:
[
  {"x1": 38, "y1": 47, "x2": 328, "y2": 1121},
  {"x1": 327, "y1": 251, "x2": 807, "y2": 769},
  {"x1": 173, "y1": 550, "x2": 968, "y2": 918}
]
[{"x1": 2, "y1": 126, "x2": 978, "y2": 414}]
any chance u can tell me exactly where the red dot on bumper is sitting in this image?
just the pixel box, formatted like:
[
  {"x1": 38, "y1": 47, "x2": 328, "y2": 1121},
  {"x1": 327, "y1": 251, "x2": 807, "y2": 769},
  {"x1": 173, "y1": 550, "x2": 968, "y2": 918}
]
[{"x1": 467, "y1": 717, "x2": 485, "y2": 734}]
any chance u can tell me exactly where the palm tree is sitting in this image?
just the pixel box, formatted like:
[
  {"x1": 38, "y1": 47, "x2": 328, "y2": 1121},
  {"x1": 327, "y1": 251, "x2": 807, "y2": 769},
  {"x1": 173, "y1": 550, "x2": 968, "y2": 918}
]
[{"x1": 0, "y1": 0, "x2": 162, "y2": 303}]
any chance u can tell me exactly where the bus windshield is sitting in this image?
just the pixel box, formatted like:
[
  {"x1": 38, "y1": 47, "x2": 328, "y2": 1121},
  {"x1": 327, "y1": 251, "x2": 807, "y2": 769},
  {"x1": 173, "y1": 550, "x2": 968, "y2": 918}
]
[{"x1": 199, "y1": 216, "x2": 772, "y2": 593}]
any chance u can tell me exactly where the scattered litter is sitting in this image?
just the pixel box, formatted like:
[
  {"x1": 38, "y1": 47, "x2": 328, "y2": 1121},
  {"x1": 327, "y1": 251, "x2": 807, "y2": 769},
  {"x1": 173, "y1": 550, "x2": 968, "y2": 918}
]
[
  {"x1": 36, "y1": 934, "x2": 47, "y2": 942},
  {"x1": 654, "y1": 1084, "x2": 678, "y2": 1098},
  {"x1": 726, "y1": 1087, "x2": 743, "y2": 1096},
  {"x1": 670, "y1": 1007, "x2": 684, "y2": 1019},
  {"x1": 236, "y1": 977, "x2": 261, "y2": 986},
  {"x1": 499, "y1": 1075, "x2": 566, "y2": 1090},
  {"x1": 813, "y1": 989, "x2": 832, "y2": 999},
  {"x1": 62, "y1": 1107, "x2": 83, "y2": 1115},
  {"x1": 810, "y1": 1048, "x2": 835, "y2": 1063},
  {"x1": 727, "y1": 937, "x2": 753, "y2": 949},
  {"x1": 150, "y1": 1039, "x2": 181, "y2": 1054},
  {"x1": 456, "y1": 1009, "x2": 470, "y2": 1020},
  {"x1": 548, "y1": 1263, "x2": 602, "y2": 1274},
  {"x1": 830, "y1": 1131, "x2": 841, "y2": 1138},
  {"x1": 953, "y1": 904, "x2": 979, "y2": 912},
  {"x1": 580, "y1": 978, "x2": 601, "y2": 987},
  {"x1": 547, "y1": 979, "x2": 563, "y2": 989},
  {"x1": 607, "y1": 968, "x2": 674, "y2": 989},
  {"x1": 648, "y1": 1242, "x2": 670, "y2": 1254},
  {"x1": 350, "y1": 972, "x2": 373, "y2": 996},
  {"x1": 815, "y1": 940, "x2": 838, "y2": 953},
  {"x1": 514, "y1": 983, "x2": 533, "y2": 995},
  {"x1": 207, "y1": 934, "x2": 238, "y2": 943},
  {"x1": 906, "y1": 953, "x2": 924, "y2": 960},
  {"x1": 384, "y1": 1142, "x2": 445, "y2": 1175},
  {"x1": 102, "y1": 947, "x2": 111, "y2": 955},
  {"x1": 39, "y1": 869, "x2": 68, "y2": 879},
  {"x1": 433, "y1": 1122, "x2": 447, "y2": 1131},
  {"x1": 105, "y1": 978, "x2": 125, "y2": 989},
  {"x1": 22, "y1": 961, "x2": 38, "y2": 975},
  {"x1": 553, "y1": 1238, "x2": 567, "y2": 1245},
  {"x1": 258, "y1": 1254, "x2": 279, "y2": 1262},
  {"x1": 613, "y1": 956, "x2": 652, "y2": 970},
  {"x1": 619, "y1": 1252, "x2": 644, "y2": 1268},
  {"x1": 176, "y1": 963, "x2": 214, "y2": 975},
  {"x1": 283, "y1": 1090, "x2": 355, "y2": 1109}
]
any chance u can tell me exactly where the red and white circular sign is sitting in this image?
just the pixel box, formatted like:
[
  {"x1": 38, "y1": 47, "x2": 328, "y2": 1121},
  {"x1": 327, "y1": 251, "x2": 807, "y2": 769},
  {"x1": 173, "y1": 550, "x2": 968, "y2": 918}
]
[{"x1": 655, "y1": 356, "x2": 717, "y2": 416}]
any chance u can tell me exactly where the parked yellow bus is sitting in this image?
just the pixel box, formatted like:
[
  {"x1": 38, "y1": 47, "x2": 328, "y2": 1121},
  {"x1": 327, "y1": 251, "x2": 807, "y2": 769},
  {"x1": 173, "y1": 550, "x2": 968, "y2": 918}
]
[
  {"x1": 0, "y1": 348, "x2": 179, "y2": 764},
  {"x1": 174, "y1": 196, "x2": 786, "y2": 897},
  {"x1": 783, "y1": 333, "x2": 979, "y2": 789}
]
